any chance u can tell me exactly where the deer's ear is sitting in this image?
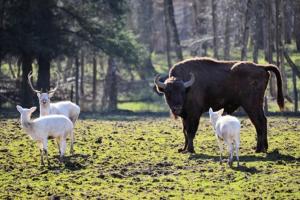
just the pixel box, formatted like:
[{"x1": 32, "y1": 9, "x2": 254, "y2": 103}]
[
  {"x1": 37, "y1": 93, "x2": 41, "y2": 98},
  {"x1": 217, "y1": 108, "x2": 224, "y2": 116},
  {"x1": 16, "y1": 105, "x2": 23, "y2": 113},
  {"x1": 30, "y1": 107, "x2": 37, "y2": 113},
  {"x1": 209, "y1": 108, "x2": 213, "y2": 115}
]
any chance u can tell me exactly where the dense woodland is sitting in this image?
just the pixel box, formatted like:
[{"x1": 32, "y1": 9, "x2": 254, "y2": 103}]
[{"x1": 0, "y1": 0, "x2": 299, "y2": 113}]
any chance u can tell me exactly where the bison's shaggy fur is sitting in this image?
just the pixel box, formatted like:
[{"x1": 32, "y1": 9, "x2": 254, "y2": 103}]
[{"x1": 155, "y1": 57, "x2": 284, "y2": 153}]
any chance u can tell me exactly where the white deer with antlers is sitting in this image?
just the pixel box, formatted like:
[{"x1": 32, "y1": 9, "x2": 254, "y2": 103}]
[{"x1": 27, "y1": 71, "x2": 80, "y2": 124}]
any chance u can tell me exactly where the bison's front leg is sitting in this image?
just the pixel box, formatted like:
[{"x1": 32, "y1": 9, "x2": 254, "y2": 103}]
[
  {"x1": 181, "y1": 117, "x2": 199, "y2": 153},
  {"x1": 178, "y1": 121, "x2": 188, "y2": 152}
]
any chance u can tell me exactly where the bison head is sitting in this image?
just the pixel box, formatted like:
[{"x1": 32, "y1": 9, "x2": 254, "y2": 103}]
[{"x1": 154, "y1": 73, "x2": 195, "y2": 116}]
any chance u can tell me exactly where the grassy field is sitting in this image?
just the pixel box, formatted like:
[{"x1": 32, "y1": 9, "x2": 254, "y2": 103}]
[
  {"x1": 0, "y1": 114, "x2": 299, "y2": 199},
  {"x1": 117, "y1": 100, "x2": 299, "y2": 113}
]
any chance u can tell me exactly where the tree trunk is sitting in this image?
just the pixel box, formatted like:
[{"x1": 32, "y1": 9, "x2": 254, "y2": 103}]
[
  {"x1": 241, "y1": 0, "x2": 252, "y2": 60},
  {"x1": 99, "y1": 54, "x2": 105, "y2": 78},
  {"x1": 106, "y1": 57, "x2": 118, "y2": 111},
  {"x1": 165, "y1": 0, "x2": 183, "y2": 61},
  {"x1": 80, "y1": 50, "x2": 84, "y2": 96},
  {"x1": 264, "y1": 0, "x2": 276, "y2": 98},
  {"x1": 56, "y1": 59, "x2": 62, "y2": 74},
  {"x1": 107, "y1": 57, "x2": 117, "y2": 111},
  {"x1": 192, "y1": 0, "x2": 209, "y2": 56},
  {"x1": 70, "y1": 84, "x2": 74, "y2": 102},
  {"x1": 0, "y1": 59, "x2": 2, "y2": 76},
  {"x1": 21, "y1": 54, "x2": 33, "y2": 107},
  {"x1": 292, "y1": 68, "x2": 298, "y2": 112},
  {"x1": 284, "y1": 49, "x2": 300, "y2": 79},
  {"x1": 211, "y1": 0, "x2": 219, "y2": 59},
  {"x1": 75, "y1": 56, "x2": 79, "y2": 105},
  {"x1": 283, "y1": 0, "x2": 292, "y2": 44},
  {"x1": 164, "y1": 0, "x2": 172, "y2": 68},
  {"x1": 294, "y1": 0, "x2": 300, "y2": 51},
  {"x1": 141, "y1": 56, "x2": 154, "y2": 79},
  {"x1": 37, "y1": 55, "x2": 51, "y2": 92},
  {"x1": 136, "y1": 0, "x2": 156, "y2": 77},
  {"x1": 8, "y1": 59, "x2": 16, "y2": 79},
  {"x1": 102, "y1": 57, "x2": 117, "y2": 111},
  {"x1": 181, "y1": 0, "x2": 190, "y2": 40},
  {"x1": 92, "y1": 55, "x2": 97, "y2": 111},
  {"x1": 223, "y1": 3, "x2": 231, "y2": 60},
  {"x1": 275, "y1": 0, "x2": 288, "y2": 99},
  {"x1": 252, "y1": 41, "x2": 259, "y2": 63},
  {"x1": 252, "y1": 0, "x2": 264, "y2": 63},
  {"x1": 17, "y1": 59, "x2": 21, "y2": 79},
  {"x1": 66, "y1": 57, "x2": 73, "y2": 82}
]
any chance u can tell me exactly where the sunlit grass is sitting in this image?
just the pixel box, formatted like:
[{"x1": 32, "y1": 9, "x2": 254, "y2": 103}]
[
  {"x1": 118, "y1": 101, "x2": 168, "y2": 112},
  {"x1": 0, "y1": 116, "x2": 299, "y2": 199}
]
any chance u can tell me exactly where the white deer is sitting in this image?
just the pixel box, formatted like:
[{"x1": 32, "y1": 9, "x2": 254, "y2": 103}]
[
  {"x1": 27, "y1": 71, "x2": 80, "y2": 124},
  {"x1": 16, "y1": 105, "x2": 74, "y2": 166},
  {"x1": 209, "y1": 108, "x2": 240, "y2": 167}
]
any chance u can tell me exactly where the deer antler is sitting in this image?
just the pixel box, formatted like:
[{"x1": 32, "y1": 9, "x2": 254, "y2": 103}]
[
  {"x1": 27, "y1": 71, "x2": 41, "y2": 93},
  {"x1": 48, "y1": 71, "x2": 59, "y2": 94}
]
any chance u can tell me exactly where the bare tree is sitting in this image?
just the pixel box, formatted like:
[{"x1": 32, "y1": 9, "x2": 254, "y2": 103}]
[
  {"x1": 241, "y1": 0, "x2": 252, "y2": 60},
  {"x1": 134, "y1": 0, "x2": 156, "y2": 77},
  {"x1": 8, "y1": 58, "x2": 16, "y2": 79},
  {"x1": 92, "y1": 55, "x2": 97, "y2": 110},
  {"x1": 223, "y1": 2, "x2": 231, "y2": 60},
  {"x1": 294, "y1": 0, "x2": 300, "y2": 51},
  {"x1": 275, "y1": 0, "x2": 288, "y2": 100},
  {"x1": 263, "y1": 0, "x2": 276, "y2": 98},
  {"x1": 37, "y1": 55, "x2": 51, "y2": 92},
  {"x1": 191, "y1": 0, "x2": 209, "y2": 56},
  {"x1": 164, "y1": 0, "x2": 183, "y2": 61},
  {"x1": 292, "y1": 68, "x2": 298, "y2": 112},
  {"x1": 211, "y1": 0, "x2": 219, "y2": 59},
  {"x1": 102, "y1": 57, "x2": 117, "y2": 111},
  {"x1": 283, "y1": 0, "x2": 293, "y2": 44},
  {"x1": 21, "y1": 55, "x2": 34, "y2": 107},
  {"x1": 164, "y1": 0, "x2": 172, "y2": 68},
  {"x1": 252, "y1": 0, "x2": 264, "y2": 63},
  {"x1": 284, "y1": 50, "x2": 300, "y2": 112},
  {"x1": 75, "y1": 56, "x2": 79, "y2": 105},
  {"x1": 80, "y1": 50, "x2": 85, "y2": 96}
]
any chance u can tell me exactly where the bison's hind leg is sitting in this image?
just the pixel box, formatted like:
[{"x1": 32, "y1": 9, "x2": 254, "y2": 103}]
[{"x1": 243, "y1": 105, "x2": 268, "y2": 153}]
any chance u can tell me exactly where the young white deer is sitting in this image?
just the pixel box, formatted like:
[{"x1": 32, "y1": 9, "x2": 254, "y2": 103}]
[
  {"x1": 16, "y1": 105, "x2": 74, "y2": 166},
  {"x1": 27, "y1": 71, "x2": 80, "y2": 124},
  {"x1": 209, "y1": 108, "x2": 240, "y2": 167}
]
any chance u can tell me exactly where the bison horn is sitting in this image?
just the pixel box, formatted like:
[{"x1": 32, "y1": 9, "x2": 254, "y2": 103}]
[
  {"x1": 184, "y1": 73, "x2": 195, "y2": 88},
  {"x1": 154, "y1": 75, "x2": 166, "y2": 89}
]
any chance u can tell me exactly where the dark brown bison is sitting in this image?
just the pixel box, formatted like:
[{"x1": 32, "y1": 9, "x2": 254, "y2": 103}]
[{"x1": 154, "y1": 57, "x2": 284, "y2": 153}]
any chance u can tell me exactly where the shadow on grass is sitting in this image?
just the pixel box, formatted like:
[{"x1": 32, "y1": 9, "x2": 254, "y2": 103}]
[
  {"x1": 232, "y1": 165, "x2": 261, "y2": 174},
  {"x1": 188, "y1": 149, "x2": 299, "y2": 174},
  {"x1": 46, "y1": 153, "x2": 89, "y2": 171},
  {"x1": 189, "y1": 149, "x2": 299, "y2": 163}
]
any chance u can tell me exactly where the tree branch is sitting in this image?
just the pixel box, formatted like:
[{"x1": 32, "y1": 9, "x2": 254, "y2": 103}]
[{"x1": 283, "y1": 49, "x2": 300, "y2": 79}]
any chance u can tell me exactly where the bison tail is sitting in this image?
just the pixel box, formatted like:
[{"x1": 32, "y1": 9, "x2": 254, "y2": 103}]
[{"x1": 265, "y1": 64, "x2": 284, "y2": 111}]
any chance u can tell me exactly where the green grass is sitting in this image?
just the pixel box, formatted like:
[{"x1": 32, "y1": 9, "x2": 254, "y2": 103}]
[
  {"x1": 0, "y1": 116, "x2": 299, "y2": 199},
  {"x1": 118, "y1": 101, "x2": 168, "y2": 112},
  {"x1": 117, "y1": 99, "x2": 297, "y2": 113}
]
